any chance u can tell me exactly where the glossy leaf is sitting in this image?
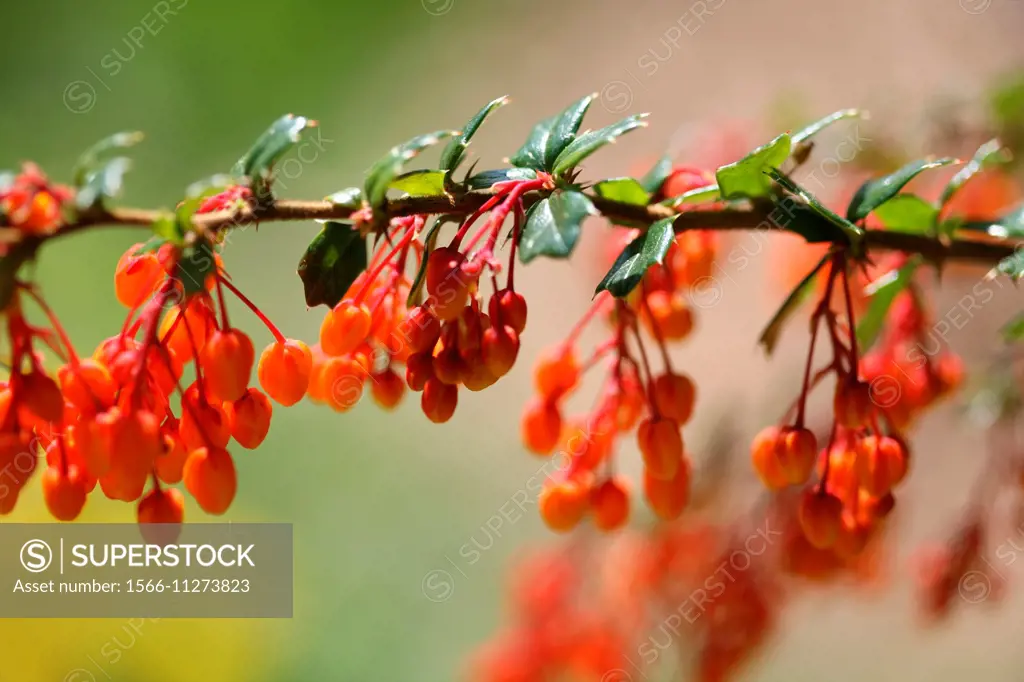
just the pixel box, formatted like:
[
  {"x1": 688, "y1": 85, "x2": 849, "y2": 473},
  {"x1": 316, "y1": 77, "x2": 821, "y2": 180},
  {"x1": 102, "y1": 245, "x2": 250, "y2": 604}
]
[
  {"x1": 518, "y1": 190, "x2": 596, "y2": 263},
  {"x1": 593, "y1": 177, "x2": 650, "y2": 205},
  {"x1": 772, "y1": 199, "x2": 851, "y2": 244},
  {"x1": 940, "y1": 138, "x2": 1010, "y2": 208},
  {"x1": 996, "y1": 257, "x2": 1024, "y2": 281},
  {"x1": 661, "y1": 184, "x2": 720, "y2": 208},
  {"x1": 509, "y1": 95, "x2": 595, "y2": 171},
  {"x1": 791, "y1": 109, "x2": 864, "y2": 145},
  {"x1": 465, "y1": 168, "x2": 538, "y2": 190},
  {"x1": 508, "y1": 115, "x2": 556, "y2": 170},
  {"x1": 958, "y1": 204, "x2": 1024, "y2": 239},
  {"x1": 767, "y1": 169, "x2": 862, "y2": 247},
  {"x1": 990, "y1": 206, "x2": 1024, "y2": 280},
  {"x1": 639, "y1": 154, "x2": 673, "y2": 195},
  {"x1": 758, "y1": 252, "x2": 831, "y2": 354},
  {"x1": 872, "y1": 194, "x2": 938, "y2": 234},
  {"x1": 74, "y1": 157, "x2": 132, "y2": 212},
  {"x1": 325, "y1": 187, "x2": 364, "y2": 209},
  {"x1": 551, "y1": 114, "x2": 648, "y2": 176},
  {"x1": 856, "y1": 256, "x2": 922, "y2": 351},
  {"x1": 389, "y1": 170, "x2": 448, "y2": 197},
  {"x1": 716, "y1": 133, "x2": 792, "y2": 200},
  {"x1": 440, "y1": 96, "x2": 509, "y2": 172},
  {"x1": 364, "y1": 130, "x2": 458, "y2": 209},
  {"x1": 297, "y1": 222, "x2": 368, "y2": 308},
  {"x1": 544, "y1": 94, "x2": 596, "y2": 170},
  {"x1": 595, "y1": 217, "x2": 674, "y2": 297},
  {"x1": 232, "y1": 114, "x2": 315, "y2": 196},
  {"x1": 73, "y1": 131, "x2": 143, "y2": 186},
  {"x1": 175, "y1": 238, "x2": 217, "y2": 295},
  {"x1": 846, "y1": 157, "x2": 958, "y2": 222}
]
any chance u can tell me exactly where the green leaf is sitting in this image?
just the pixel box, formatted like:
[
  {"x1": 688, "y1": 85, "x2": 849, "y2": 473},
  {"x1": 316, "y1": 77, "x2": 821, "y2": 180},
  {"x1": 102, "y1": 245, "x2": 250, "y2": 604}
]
[
  {"x1": 407, "y1": 218, "x2": 444, "y2": 307},
  {"x1": 1001, "y1": 313, "x2": 1024, "y2": 343},
  {"x1": 551, "y1": 114, "x2": 649, "y2": 176},
  {"x1": 767, "y1": 169, "x2": 862, "y2": 247},
  {"x1": 871, "y1": 194, "x2": 938, "y2": 234},
  {"x1": 543, "y1": 94, "x2": 596, "y2": 170},
  {"x1": 639, "y1": 154, "x2": 673, "y2": 195},
  {"x1": 772, "y1": 199, "x2": 851, "y2": 244},
  {"x1": 325, "y1": 187, "x2": 364, "y2": 209},
  {"x1": 661, "y1": 184, "x2": 720, "y2": 208},
  {"x1": 175, "y1": 238, "x2": 217, "y2": 295},
  {"x1": 957, "y1": 204, "x2": 1024, "y2": 240},
  {"x1": 151, "y1": 215, "x2": 185, "y2": 244},
  {"x1": 508, "y1": 95, "x2": 596, "y2": 171},
  {"x1": 465, "y1": 168, "x2": 538, "y2": 190},
  {"x1": 595, "y1": 217, "x2": 675, "y2": 297},
  {"x1": 231, "y1": 114, "x2": 315, "y2": 197},
  {"x1": 846, "y1": 157, "x2": 958, "y2": 222},
  {"x1": 74, "y1": 157, "x2": 132, "y2": 212},
  {"x1": 716, "y1": 133, "x2": 792, "y2": 200},
  {"x1": 389, "y1": 170, "x2": 449, "y2": 197},
  {"x1": 297, "y1": 222, "x2": 368, "y2": 308},
  {"x1": 364, "y1": 130, "x2": 458, "y2": 209},
  {"x1": 988, "y1": 205, "x2": 1024, "y2": 280},
  {"x1": 996, "y1": 254, "x2": 1024, "y2": 281},
  {"x1": 440, "y1": 96, "x2": 509, "y2": 172},
  {"x1": 508, "y1": 115, "x2": 556, "y2": 170},
  {"x1": 856, "y1": 256, "x2": 922, "y2": 352},
  {"x1": 593, "y1": 177, "x2": 650, "y2": 205},
  {"x1": 73, "y1": 131, "x2": 144, "y2": 186},
  {"x1": 758, "y1": 252, "x2": 831, "y2": 354},
  {"x1": 940, "y1": 139, "x2": 1010, "y2": 208},
  {"x1": 518, "y1": 190, "x2": 596, "y2": 263},
  {"x1": 791, "y1": 109, "x2": 865, "y2": 145}
]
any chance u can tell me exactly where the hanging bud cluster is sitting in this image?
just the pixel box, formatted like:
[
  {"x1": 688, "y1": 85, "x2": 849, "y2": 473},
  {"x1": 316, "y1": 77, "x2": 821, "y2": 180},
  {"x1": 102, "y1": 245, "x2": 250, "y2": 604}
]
[
  {"x1": 521, "y1": 166, "x2": 720, "y2": 532},
  {"x1": 751, "y1": 254, "x2": 912, "y2": 565},
  {"x1": 0, "y1": 185, "x2": 312, "y2": 533},
  {"x1": 311, "y1": 176, "x2": 547, "y2": 422}
]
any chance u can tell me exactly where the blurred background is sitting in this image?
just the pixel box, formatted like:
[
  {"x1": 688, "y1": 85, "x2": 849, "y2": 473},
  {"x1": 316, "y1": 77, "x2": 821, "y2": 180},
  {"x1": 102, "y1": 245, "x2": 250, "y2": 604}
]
[{"x1": 1, "y1": 0, "x2": 1023, "y2": 680}]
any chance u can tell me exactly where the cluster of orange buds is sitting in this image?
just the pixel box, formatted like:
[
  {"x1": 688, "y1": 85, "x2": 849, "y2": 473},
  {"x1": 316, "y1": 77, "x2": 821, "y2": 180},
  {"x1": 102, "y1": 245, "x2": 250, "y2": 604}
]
[
  {"x1": 0, "y1": 184, "x2": 312, "y2": 532},
  {"x1": 471, "y1": 518, "x2": 782, "y2": 682},
  {"x1": 692, "y1": 548, "x2": 779, "y2": 682},
  {"x1": 308, "y1": 215, "x2": 421, "y2": 415},
  {"x1": 523, "y1": 292, "x2": 696, "y2": 533},
  {"x1": 0, "y1": 163, "x2": 73, "y2": 236},
  {"x1": 311, "y1": 175, "x2": 545, "y2": 422},
  {"x1": 521, "y1": 168, "x2": 720, "y2": 534},
  {"x1": 859, "y1": 255, "x2": 963, "y2": 431},
  {"x1": 469, "y1": 548, "x2": 629, "y2": 682},
  {"x1": 751, "y1": 254, "x2": 909, "y2": 567}
]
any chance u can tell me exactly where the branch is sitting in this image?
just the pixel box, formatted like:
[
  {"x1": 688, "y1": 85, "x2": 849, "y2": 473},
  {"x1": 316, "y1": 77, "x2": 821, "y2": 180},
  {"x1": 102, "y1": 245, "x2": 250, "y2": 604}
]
[{"x1": 15, "y1": 189, "x2": 1020, "y2": 266}]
